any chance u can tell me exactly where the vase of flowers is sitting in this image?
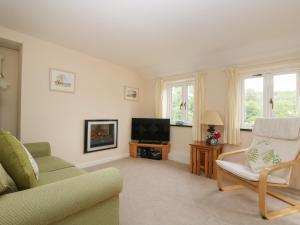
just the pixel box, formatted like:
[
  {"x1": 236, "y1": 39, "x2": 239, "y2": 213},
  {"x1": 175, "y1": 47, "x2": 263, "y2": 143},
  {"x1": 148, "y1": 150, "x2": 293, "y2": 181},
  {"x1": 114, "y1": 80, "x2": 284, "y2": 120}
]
[{"x1": 206, "y1": 125, "x2": 222, "y2": 145}]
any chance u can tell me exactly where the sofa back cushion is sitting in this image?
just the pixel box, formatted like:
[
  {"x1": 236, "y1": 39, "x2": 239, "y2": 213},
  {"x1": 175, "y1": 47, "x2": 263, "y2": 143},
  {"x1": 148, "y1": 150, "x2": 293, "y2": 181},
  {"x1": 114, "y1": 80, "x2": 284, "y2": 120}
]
[
  {"x1": 0, "y1": 128, "x2": 6, "y2": 135},
  {"x1": 0, "y1": 131, "x2": 38, "y2": 189},
  {"x1": 0, "y1": 163, "x2": 18, "y2": 195}
]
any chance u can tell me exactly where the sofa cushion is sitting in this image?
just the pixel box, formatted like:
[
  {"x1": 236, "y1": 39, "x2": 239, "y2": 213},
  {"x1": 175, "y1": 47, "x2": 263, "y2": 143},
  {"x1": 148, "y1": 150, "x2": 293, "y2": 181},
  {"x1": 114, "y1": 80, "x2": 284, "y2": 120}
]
[
  {"x1": 0, "y1": 129, "x2": 39, "y2": 180},
  {"x1": 38, "y1": 167, "x2": 86, "y2": 186},
  {"x1": 24, "y1": 146, "x2": 40, "y2": 180},
  {"x1": 0, "y1": 163, "x2": 18, "y2": 195},
  {"x1": 0, "y1": 132, "x2": 37, "y2": 189},
  {"x1": 35, "y1": 156, "x2": 74, "y2": 173},
  {"x1": 0, "y1": 128, "x2": 7, "y2": 136}
]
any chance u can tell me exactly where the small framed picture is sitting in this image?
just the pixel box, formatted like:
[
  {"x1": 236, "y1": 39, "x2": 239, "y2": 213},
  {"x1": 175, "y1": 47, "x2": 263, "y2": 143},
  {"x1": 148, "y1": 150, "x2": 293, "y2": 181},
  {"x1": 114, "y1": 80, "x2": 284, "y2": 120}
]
[
  {"x1": 124, "y1": 86, "x2": 139, "y2": 101},
  {"x1": 50, "y1": 68, "x2": 75, "y2": 93},
  {"x1": 84, "y1": 120, "x2": 118, "y2": 153}
]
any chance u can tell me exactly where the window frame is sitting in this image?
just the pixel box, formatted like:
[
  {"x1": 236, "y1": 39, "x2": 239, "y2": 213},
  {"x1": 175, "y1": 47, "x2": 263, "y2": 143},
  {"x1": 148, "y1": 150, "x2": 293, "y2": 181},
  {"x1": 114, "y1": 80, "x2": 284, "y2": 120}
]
[
  {"x1": 166, "y1": 79, "x2": 195, "y2": 126},
  {"x1": 240, "y1": 69, "x2": 300, "y2": 129}
]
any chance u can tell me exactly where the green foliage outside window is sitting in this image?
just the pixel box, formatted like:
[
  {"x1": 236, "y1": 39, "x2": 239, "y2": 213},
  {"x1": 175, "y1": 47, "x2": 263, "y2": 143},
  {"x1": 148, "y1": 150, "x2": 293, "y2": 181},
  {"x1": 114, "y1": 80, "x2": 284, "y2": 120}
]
[
  {"x1": 244, "y1": 89, "x2": 296, "y2": 128},
  {"x1": 244, "y1": 88, "x2": 263, "y2": 128},
  {"x1": 171, "y1": 86, "x2": 183, "y2": 122},
  {"x1": 273, "y1": 91, "x2": 297, "y2": 117},
  {"x1": 170, "y1": 83, "x2": 194, "y2": 124}
]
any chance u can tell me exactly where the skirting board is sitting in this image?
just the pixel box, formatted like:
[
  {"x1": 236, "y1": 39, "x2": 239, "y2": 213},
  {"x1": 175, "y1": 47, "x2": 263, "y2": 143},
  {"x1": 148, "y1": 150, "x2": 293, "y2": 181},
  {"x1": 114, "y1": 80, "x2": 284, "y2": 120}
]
[{"x1": 76, "y1": 153, "x2": 130, "y2": 168}]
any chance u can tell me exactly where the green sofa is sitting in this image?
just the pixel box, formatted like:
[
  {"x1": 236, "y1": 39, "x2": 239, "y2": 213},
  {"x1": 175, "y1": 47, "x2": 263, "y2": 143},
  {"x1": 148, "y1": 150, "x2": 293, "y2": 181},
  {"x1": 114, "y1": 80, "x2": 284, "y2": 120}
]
[{"x1": 0, "y1": 142, "x2": 123, "y2": 225}]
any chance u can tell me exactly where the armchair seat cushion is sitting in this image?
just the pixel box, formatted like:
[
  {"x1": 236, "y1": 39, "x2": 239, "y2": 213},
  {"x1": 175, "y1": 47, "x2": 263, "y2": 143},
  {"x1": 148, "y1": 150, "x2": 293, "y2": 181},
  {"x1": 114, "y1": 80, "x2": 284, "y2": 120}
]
[{"x1": 216, "y1": 160, "x2": 287, "y2": 184}]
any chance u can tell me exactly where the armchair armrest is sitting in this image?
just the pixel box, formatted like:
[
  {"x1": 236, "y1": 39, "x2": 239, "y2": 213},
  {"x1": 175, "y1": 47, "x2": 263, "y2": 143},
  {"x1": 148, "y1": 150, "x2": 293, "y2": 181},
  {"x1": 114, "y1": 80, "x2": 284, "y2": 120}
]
[
  {"x1": 259, "y1": 160, "x2": 300, "y2": 178},
  {"x1": 23, "y1": 142, "x2": 51, "y2": 158},
  {"x1": 217, "y1": 148, "x2": 248, "y2": 160},
  {"x1": 0, "y1": 167, "x2": 122, "y2": 225}
]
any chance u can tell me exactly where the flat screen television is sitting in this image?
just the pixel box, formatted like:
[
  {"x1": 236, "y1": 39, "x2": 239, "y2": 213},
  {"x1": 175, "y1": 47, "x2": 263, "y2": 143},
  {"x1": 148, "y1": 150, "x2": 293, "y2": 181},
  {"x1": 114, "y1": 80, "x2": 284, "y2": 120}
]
[{"x1": 131, "y1": 118, "x2": 170, "y2": 143}]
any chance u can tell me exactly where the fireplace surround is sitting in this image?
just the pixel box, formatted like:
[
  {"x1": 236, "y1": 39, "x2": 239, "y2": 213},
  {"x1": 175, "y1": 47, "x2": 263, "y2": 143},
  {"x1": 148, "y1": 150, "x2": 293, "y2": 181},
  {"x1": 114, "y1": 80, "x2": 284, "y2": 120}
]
[{"x1": 84, "y1": 119, "x2": 118, "y2": 153}]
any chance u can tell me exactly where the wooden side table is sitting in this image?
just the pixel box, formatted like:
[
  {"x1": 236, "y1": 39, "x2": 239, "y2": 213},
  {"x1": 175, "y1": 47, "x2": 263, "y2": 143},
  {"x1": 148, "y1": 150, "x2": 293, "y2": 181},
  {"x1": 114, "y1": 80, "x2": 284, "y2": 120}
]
[{"x1": 189, "y1": 141, "x2": 223, "y2": 179}]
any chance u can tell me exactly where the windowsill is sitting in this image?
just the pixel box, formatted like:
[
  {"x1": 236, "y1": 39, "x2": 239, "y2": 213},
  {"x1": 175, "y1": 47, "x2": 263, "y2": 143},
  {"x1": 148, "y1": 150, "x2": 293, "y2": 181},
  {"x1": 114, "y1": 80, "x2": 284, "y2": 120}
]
[
  {"x1": 240, "y1": 128, "x2": 252, "y2": 132},
  {"x1": 171, "y1": 124, "x2": 192, "y2": 128}
]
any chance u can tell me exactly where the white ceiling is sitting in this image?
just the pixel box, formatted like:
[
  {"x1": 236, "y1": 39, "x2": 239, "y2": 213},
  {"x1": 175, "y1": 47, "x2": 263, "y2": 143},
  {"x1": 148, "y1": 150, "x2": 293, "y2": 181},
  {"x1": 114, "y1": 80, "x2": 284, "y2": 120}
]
[{"x1": 0, "y1": 0, "x2": 300, "y2": 78}]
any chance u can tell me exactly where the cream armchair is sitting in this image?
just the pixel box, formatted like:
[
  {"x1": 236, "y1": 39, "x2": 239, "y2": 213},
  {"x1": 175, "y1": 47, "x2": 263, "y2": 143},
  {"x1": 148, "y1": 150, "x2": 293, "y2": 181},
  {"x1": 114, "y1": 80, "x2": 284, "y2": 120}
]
[{"x1": 216, "y1": 118, "x2": 300, "y2": 220}]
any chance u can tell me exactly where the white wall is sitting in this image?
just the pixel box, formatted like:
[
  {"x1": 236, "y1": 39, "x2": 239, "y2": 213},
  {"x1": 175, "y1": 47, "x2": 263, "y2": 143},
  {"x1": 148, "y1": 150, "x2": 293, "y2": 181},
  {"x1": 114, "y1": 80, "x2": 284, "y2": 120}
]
[
  {"x1": 0, "y1": 26, "x2": 155, "y2": 166},
  {"x1": 0, "y1": 47, "x2": 20, "y2": 137},
  {"x1": 169, "y1": 126, "x2": 193, "y2": 164}
]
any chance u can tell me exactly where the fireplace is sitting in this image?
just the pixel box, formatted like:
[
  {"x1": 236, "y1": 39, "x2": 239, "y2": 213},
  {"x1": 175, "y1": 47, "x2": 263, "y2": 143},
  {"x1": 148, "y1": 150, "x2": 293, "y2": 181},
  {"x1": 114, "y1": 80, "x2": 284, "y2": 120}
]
[{"x1": 84, "y1": 120, "x2": 118, "y2": 153}]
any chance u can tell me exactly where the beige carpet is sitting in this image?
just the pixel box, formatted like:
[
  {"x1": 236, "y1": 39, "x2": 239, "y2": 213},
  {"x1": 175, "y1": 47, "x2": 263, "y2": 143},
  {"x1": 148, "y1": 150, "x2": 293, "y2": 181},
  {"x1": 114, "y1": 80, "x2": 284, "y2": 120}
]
[{"x1": 87, "y1": 158, "x2": 300, "y2": 225}]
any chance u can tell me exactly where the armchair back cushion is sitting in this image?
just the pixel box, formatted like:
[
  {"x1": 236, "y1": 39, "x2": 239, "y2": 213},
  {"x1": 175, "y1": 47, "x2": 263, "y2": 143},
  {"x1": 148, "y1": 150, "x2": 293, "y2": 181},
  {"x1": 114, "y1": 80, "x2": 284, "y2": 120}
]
[
  {"x1": 246, "y1": 138, "x2": 282, "y2": 173},
  {"x1": 246, "y1": 118, "x2": 300, "y2": 181},
  {"x1": 252, "y1": 118, "x2": 300, "y2": 140}
]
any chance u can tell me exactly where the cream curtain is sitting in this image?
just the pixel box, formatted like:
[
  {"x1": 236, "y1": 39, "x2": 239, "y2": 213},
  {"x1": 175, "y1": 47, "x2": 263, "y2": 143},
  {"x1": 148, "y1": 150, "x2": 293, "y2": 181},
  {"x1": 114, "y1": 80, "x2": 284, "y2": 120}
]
[
  {"x1": 192, "y1": 72, "x2": 206, "y2": 141},
  {"x1": 224, "y1": 68, "x2": 241, "y2": 145},
  {"x1": 155, "y1": 79, "x2": 167, "y2": 118}
]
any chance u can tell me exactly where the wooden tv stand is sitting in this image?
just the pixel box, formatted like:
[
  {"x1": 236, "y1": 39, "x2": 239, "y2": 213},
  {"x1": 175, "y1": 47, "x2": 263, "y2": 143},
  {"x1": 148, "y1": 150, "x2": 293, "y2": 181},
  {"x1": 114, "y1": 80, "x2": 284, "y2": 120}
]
[{"x1": 129, "y1": 141, "x2": 171, "y2": 160}]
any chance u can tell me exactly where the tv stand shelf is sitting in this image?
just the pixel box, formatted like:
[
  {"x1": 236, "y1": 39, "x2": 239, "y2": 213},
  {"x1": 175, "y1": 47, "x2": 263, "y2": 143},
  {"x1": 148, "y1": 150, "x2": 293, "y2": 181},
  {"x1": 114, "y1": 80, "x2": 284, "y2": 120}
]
[{"x1": 129, "y1": 141, "x2": 171, "y2": 160}]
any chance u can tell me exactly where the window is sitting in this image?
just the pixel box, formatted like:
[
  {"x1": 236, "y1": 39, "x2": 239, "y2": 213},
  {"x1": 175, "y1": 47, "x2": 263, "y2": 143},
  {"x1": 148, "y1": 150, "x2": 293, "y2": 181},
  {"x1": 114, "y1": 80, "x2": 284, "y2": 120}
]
[
  {"x1": 166, "y1": 80, "x2": 195, "y2": 125},
  {"x1": 241, "y1": 72, "x2": 299, "y2": 129}
]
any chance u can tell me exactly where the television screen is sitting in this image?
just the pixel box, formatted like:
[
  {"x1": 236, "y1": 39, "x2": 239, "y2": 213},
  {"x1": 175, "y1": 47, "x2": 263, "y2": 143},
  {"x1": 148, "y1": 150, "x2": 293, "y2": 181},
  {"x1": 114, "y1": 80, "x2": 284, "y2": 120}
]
[{"x1": 131, "y1": 118, "x2": 170, "y2": 142}]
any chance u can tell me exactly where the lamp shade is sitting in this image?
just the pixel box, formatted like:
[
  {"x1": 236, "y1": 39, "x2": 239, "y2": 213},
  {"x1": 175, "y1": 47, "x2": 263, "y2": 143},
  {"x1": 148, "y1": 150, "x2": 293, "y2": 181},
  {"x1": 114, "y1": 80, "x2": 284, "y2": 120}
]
[{"x1": 202, "y1": 111, "x2": 224, "y2": 126}]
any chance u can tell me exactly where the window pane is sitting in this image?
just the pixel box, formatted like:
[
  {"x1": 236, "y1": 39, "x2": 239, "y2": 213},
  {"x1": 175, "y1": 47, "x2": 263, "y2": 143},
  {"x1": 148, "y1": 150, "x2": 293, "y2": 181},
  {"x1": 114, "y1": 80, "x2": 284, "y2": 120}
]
[
  {"x1": 187, "y1": 85, "x2": 194, "y2": 123},
  {"x1": 273, "y1": 73, "x2": 297, "y2": 118},
  {"x1": 171, "y1": 86, "x2": 183, "y2": 122},
  {"x1": 243, "y1": 77, "x2": 263, "y2": 128}
]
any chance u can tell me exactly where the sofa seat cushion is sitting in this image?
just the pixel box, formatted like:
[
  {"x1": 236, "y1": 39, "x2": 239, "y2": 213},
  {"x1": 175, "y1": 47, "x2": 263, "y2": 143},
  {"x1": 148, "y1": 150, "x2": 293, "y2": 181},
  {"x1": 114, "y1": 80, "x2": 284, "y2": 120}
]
[
  {"x1": 35, "y1": 156, "x2": 74, "y2": 173},
  {"x1": 216, "y1": 160, "x2": 287, "y2": 184},
  {"x1": 38, "y1": 167, "x2": 86, "y2": 186}
]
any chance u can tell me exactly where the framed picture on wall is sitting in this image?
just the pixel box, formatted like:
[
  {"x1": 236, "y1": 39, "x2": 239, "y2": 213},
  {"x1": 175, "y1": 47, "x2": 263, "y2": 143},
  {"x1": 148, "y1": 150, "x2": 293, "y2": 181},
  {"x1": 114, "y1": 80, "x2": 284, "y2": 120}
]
[
  {"x1": 84, "y1": 120, "x2": 118, "y2": 153},
  {"x1": 49, "y1": 68, "x2": 76, "y2": 93},
  {"x1": 124, "y1": 86, "x2": 139, "y2": 101}
]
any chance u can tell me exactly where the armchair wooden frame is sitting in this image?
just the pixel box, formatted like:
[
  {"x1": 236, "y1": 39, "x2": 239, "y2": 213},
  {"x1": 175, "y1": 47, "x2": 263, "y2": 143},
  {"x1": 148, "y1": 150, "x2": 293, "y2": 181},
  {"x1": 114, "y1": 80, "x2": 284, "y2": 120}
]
[{"x1": 216, "y1": 149, "x2": 300, "y2": 220}]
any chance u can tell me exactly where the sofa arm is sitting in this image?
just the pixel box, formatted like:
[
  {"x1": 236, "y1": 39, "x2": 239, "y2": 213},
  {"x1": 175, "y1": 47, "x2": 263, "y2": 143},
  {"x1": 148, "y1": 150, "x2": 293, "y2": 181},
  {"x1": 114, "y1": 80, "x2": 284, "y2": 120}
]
[
  {"x1": 0, "y1": 167, "x2": 122, "y2": 225},
  {"x1": 23, "y1": 142, "x2": 51, "y2": 158}
]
